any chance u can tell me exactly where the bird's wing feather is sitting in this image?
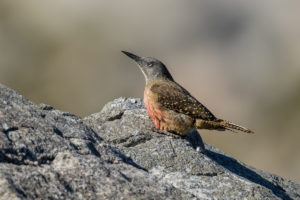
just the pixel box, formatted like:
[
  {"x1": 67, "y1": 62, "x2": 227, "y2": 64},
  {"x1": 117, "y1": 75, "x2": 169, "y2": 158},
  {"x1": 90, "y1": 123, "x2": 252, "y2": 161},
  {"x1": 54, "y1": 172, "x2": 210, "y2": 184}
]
[{"x1": 150, "y1": 81, "x2": 217, "y2": 120}]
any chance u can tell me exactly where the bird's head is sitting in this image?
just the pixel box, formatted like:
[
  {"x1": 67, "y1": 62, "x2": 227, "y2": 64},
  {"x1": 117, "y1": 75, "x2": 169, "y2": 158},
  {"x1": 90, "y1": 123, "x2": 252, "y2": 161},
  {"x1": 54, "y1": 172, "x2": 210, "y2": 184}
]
[{"x1": 122, "y1": 51, "x2": 173, "y2": 82}]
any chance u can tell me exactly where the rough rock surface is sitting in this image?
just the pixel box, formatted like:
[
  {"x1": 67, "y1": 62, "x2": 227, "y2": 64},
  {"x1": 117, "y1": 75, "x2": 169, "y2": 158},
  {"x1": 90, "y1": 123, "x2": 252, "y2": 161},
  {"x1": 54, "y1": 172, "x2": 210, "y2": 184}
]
[{"x1": 0, "y1": 83, "x2": 299, "y2": 200}]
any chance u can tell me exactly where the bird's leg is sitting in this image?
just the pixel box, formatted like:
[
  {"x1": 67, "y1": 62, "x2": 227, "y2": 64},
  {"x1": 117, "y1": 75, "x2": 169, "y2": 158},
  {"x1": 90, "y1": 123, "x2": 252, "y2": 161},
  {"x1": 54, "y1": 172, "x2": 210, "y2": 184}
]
[{"x1": 184, "y1": 129, "x2": 206, "y2": 153}]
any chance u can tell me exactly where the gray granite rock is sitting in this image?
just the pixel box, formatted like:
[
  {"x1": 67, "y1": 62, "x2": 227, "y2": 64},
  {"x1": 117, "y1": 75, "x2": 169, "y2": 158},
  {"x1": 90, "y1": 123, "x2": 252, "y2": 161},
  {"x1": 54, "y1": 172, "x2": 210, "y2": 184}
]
[
  {"x1": 84, "y1": 97, "x2": 300, "y2": 200},
  {"x1": 0, "y1": 84, "x2": 193, "y2": 200},
  {"x1": 0, "y1": 83, "x2": 299, "y2": 199}
]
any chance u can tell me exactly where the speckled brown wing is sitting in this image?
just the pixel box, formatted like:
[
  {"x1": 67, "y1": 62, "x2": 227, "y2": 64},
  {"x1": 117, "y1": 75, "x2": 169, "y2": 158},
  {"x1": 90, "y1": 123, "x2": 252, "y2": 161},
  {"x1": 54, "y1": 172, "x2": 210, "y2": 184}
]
[{"x1": 150, "y1": 80, "x2": 217, "y2": 121}]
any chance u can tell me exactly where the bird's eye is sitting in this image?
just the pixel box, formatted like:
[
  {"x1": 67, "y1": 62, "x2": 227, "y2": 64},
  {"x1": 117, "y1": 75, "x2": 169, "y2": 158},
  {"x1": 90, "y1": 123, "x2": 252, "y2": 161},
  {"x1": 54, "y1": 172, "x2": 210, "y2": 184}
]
[{"x1": 147, "y1": 62, "x2": 153, "y2": 67}]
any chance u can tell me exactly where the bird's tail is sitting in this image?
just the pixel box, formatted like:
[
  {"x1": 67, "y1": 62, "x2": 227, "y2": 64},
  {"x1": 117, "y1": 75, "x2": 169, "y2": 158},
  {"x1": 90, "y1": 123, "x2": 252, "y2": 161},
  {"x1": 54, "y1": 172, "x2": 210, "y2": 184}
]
[{"x1": 195, "y1": 119, "x2": 254, "y2": 134}]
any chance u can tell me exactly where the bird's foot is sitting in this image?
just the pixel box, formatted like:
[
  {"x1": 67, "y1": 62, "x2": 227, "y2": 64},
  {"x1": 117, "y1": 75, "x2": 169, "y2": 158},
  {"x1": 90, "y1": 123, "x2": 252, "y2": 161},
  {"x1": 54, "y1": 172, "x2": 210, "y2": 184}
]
[{"x1": 184, "y1": 129, "x2": 206, "y2": 153}]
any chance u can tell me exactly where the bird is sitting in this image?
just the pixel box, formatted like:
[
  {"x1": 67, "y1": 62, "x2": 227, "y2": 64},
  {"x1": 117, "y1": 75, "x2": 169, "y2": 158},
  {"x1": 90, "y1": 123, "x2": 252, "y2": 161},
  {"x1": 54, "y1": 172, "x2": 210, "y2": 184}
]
[{"x1": 122, "y1": 51, "x2": 254, "y2": 136}]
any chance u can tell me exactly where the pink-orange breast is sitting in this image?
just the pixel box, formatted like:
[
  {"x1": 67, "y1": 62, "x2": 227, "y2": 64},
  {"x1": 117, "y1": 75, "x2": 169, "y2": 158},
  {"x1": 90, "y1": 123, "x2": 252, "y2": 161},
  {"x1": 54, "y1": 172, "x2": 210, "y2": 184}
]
[{"x1": 144, "y1": 88, "x2": 165, "y2": 130}]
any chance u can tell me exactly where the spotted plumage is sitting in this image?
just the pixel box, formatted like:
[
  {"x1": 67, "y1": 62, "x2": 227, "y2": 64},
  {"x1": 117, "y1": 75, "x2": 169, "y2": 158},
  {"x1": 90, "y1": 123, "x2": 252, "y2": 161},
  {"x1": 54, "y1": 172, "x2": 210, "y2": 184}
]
[
  {"x1": 150, "y1": 80, "x2": 216, "y2": 121},
  {"x1": 122, "y1": 51, "x2": 254, "y2": 135}
]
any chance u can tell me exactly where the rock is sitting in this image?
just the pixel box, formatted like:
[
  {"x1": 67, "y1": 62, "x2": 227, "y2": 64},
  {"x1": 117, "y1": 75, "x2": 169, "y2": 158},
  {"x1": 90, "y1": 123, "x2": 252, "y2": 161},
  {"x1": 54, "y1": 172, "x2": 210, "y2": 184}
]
[
  {"x1": 84, "y1": 98, "x2": 300, "y2": 200},
  {"x1": 0, "y1": 84, "x2": 193, "y2": 200},
  {"x1": 0, "y1": 83, "x2": 299, "y2": 200}
]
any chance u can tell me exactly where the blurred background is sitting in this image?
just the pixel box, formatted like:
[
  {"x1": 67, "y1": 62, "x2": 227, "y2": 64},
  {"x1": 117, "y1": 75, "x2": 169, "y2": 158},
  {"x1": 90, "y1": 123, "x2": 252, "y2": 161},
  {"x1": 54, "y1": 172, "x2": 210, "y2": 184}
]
[{"x1": 0, "y1": 0, "x2": 299, "y2": 182}]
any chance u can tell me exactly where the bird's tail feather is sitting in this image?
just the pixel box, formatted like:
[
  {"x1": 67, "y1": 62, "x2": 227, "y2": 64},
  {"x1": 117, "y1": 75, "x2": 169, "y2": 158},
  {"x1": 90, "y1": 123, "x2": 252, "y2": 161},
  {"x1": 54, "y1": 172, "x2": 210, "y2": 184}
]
[
  {"x1": 219, "y1": 120, "x2": 254, "y2": 134},
  {"x1": 195, "y1": 119, "x2": 254, "y2": 134}
]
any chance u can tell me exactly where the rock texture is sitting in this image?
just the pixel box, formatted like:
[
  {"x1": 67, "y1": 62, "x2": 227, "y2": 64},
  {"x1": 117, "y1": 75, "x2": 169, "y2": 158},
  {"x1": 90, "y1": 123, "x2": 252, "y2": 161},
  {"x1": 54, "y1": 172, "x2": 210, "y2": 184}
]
[{"x1": 0, "y1": 83, "x2": 299, "y2": 200}]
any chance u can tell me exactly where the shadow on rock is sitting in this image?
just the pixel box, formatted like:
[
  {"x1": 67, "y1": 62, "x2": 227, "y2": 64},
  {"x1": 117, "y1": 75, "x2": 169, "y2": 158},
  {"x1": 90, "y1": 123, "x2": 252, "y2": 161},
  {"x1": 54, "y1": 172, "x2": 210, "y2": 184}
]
[
  {"x1": 205, "y1": 150, "x2": 292, "y2": 200},
  {"x1": 183, "y1": 129, "x2": 292, "y2": 200}
]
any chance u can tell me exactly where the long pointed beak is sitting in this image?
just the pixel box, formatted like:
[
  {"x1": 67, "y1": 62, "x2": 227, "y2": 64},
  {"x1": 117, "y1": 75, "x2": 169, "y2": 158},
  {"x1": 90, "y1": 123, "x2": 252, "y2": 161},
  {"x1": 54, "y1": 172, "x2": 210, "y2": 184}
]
[{"x1": 121, "y1": 51, "x2": 141, "y2": 63}]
